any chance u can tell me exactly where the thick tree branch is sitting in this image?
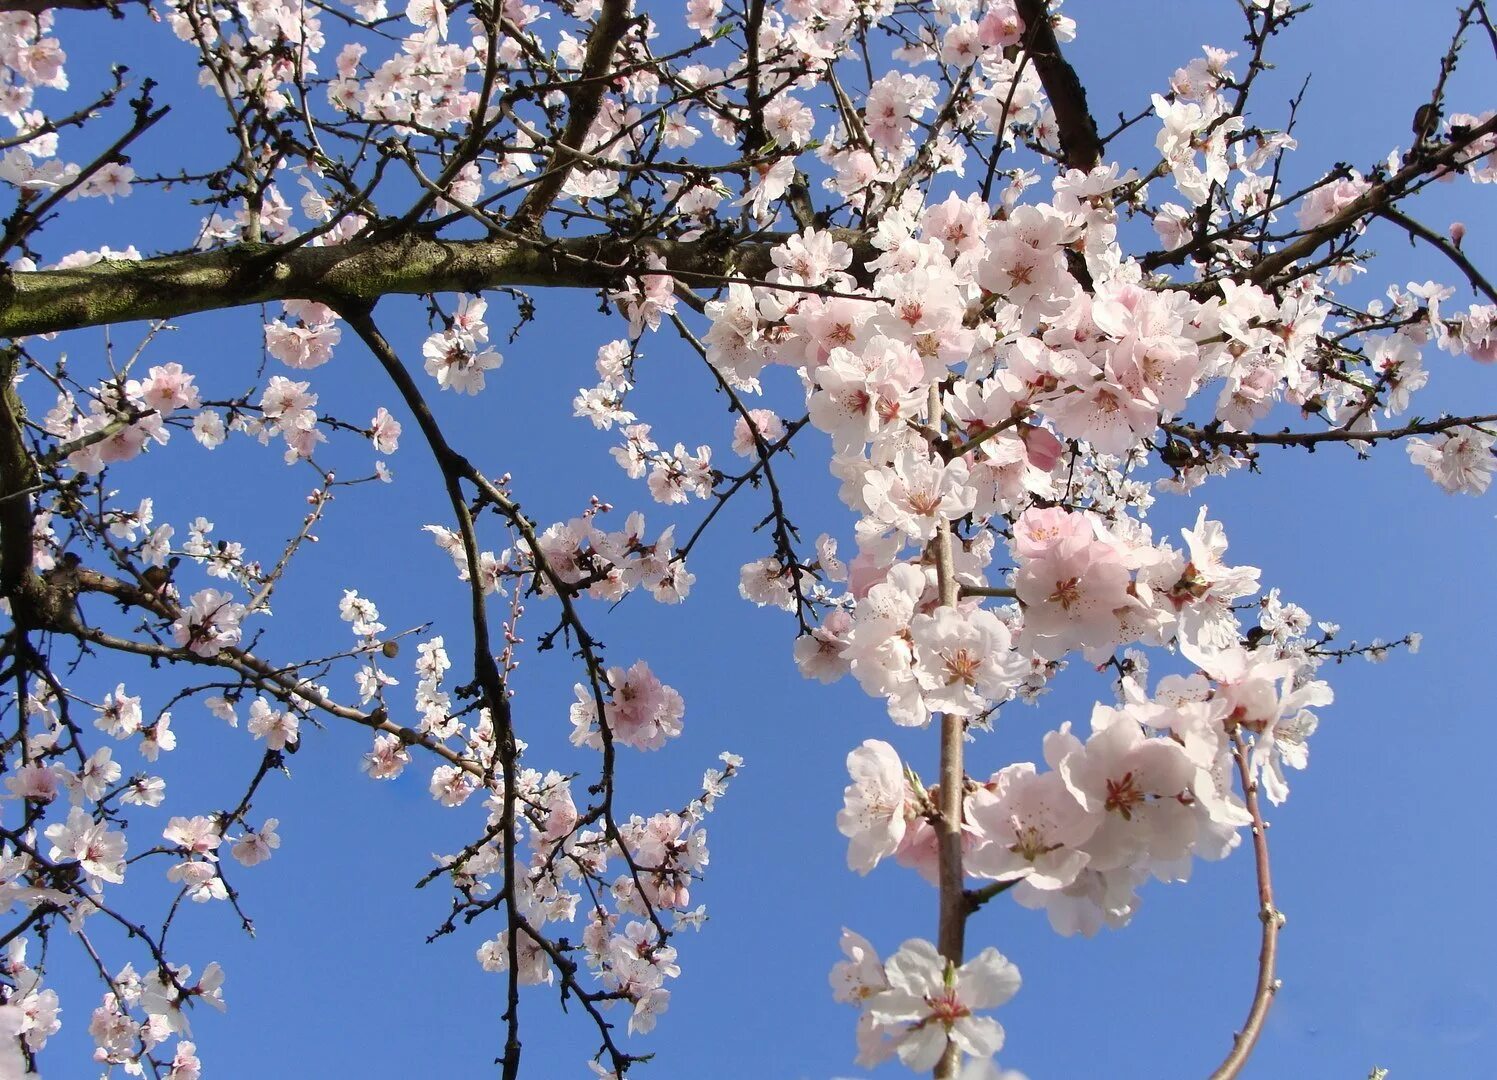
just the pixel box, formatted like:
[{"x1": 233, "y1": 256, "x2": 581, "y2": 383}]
[
  {"x1": 0, "y1": 229, "x2": 879, "y2": 340},
  {"x1": 0, "y1": 347, "x2": 38, "y2": 597},
  {"x1": 1246, "y1": 112, "x2": 1497, "y2": 288},
  {"x1": 930, "y1": 383, "x2": 967, "y2": 1080},
  {"x1": 508, "y1": 0, "x2": 631, "y2": 232},
  {"x1": 1014, "y1": 0, "x2": 1102, "y2": 172},
  {"x1": 0, "y1": 0, "x2": 140, "y2": 12}
]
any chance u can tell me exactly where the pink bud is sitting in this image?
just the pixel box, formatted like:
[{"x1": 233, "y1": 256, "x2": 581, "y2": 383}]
[
  {"x1": 1020, "y1": 424, "x2": 1065, "y2": 471},
  {"x1": 1449, "y1": 221, "x2": 1466, "y2": 249}
]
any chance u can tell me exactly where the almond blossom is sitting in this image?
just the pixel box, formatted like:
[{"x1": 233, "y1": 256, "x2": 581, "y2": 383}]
[
  {"x1": 864, "y1": 939, "x2": 1021, "y2": 1071},
  {"x1": 837, "y1": 740, "x2": 915, "y2": 874},
  {"x1": 171, "y1": 590, "x2": 246, "y2": 658},
  {"x1": 2, "y1": 3, "x2": 1491, "y2": 1077}
]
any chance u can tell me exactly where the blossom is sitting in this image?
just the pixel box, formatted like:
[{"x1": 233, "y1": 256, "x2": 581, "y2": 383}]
[
  {"x1": 862, "y1": 448, "x2": 977, "y2": 542},
  {"x1": 168, "y1": 859, "x2": 228, "y2": 903},
  {"x1": 405, "y1": 0, "x2": 447, "y2": 38},
  {"x1": 629, "y1": 987, "x2": 670, "y2": 1035},
  {"x1": 4, "y1": 762, "x2": 60, "y2": 802},
  {"x1": 1407, "y1": 426, "x2": 1495, "y2": 494},
  {"x1": 612, "y1": 255, "x2": 677, "y2": 336},
  {"x1": 74, "y1": 747, "x2": 122, "y2": 801},
  {"x1": 603, "y1": 661, "x2": 685, "y2": 751},
  {"x1": 0, "y1": 1005, "x2": 31, "y2": 1079},
  {"x1": 1055, "y1": 712, "x2": 1197, "y2": 870},
  {"x1": 429, "y1": 764, "x2": 477, "y2": 806},
  {"x1": 738, "y1": 556, "x2": 796, "y2": 612},
  {"x1": 44, "y1": 807, "x2": 127, "y2": 887},
  {"x1": 966, "y1": 764, "x2": 1096, "y2": 888},
  {"x1": 141, "y1": 712, "x2": 176, "y2": 761},
  {"x1": 865, "y1": 939, "x2": 1021, "y2": 1070},
  {"x1": 138, "y1": 363, "x2": 200, "y2": 414},
  {"x1": 793, "y1": 610, "x2": 853, "y2": 684},
  {"x1": 362, "y1": 733, "x2": 411, "y2": 779},
  {"x1": 172, "y1": 589, "x2": 245, "y2": 657},
  {"x1": 829, "y1": 928, "x2": 888, "y2": 1004},
  {"x1": 742, "y1": 158, "x2": 794, "y2": 222},
  {"x1": 338, "y1": 589, "x2": 385, "y2": 638},
  {"x1": 168, "y1": 1041, "x2": 202, "y2": 1080},
  {"x1": 1166, "y1": 506, "x2": 1261, "y2": 655},
  {"x1": 122, "y1": 775, "x2": 167, "y2": 806},
  {"x1": 259, "y1": 376, "x2": 318, "y2": 433},
  {"x1": 164, "y1": 816, "x2": 221, "y2": 856},
  {"x1": 422, "y1": 329, "x2": 502, "y2": 395},
  {"x1": 808, "y1": 338, "x2": 924, "y2": 452},
  {"x1": 264, "y1": 313, "x2": 340, "y2": 369},
  {"x1": 731, "y1": 409, "x2": 786, "y2": 457},
  {"x1": 1013, "y1": 514, "x2": 1133, "y2": 659},
  {"x1": 96, "y1": 683, "x2": 143, "y2": 738},
  {"x1": 1296, "y1": 170, "x2": 1371, "y2": 230},
  {"x1": 369, "y1": 407, "x2": 401, "y2": 453},
  {"x1": 837, "y1": 741, "x2": 912, "y2": 873},
  {"x1": 911, "y1": 607, "x2": 1028, "y2": 716},
  {"x1": 246, "y1": 699, "x2": 300, "y2": 750}
]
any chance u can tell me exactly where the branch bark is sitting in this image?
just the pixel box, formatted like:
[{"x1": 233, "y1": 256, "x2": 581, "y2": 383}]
[
  {"x1": 1208, "y1": 735, "x2": 1283, "y2": 1080},
  {"x1": 1014, "y1": 0, "x2": 1102, "y2": 172},
  {"x1": 0, "y1": 0, "x2": 140, "y2": 12},
  {"x1": 0, "y1": 347, "x2": 38, "y2": 598},
  {"x1": 1246, "y1": 113, "x2": 1497, "y2": 288},
  {"x1": 0, "y1": 229, "x2": 879, "y2": 341},
  {"x1": 1376, "y1": 204, "x2": 1497, "y2": 304},
  {"x1": 508, "y1": 0, "x2": 632, "y2": 232},
  {"x1": 930, "y1": 383, "x2": 967, "y2": 1080}
]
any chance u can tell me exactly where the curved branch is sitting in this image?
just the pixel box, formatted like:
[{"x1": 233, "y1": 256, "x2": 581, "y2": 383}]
[
  {"x1": 1376, "y1": 205, "x2": 1497, "y2": 305},
  {"x1": 338, "y1": 302, "x2": 528, "y2": 1078},
  {"x1": 1208, "y1": 734, "x2": 1283, "y2": 1080}
]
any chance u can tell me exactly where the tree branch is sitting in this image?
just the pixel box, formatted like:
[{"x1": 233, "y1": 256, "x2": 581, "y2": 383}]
[
  {"x1": 1163, "y1": 412, "x2": 1497, "y2": 451},
  {"x1": 508, "y1": 0, "x2": 632, "y2": 232},
  {"x1": 1208, "y1": 734, "x2": 1283, "y2": 1080},
  {"x1": 929, "y1": 383, "x2": 967, "y2": 1080},
  {"x1": 1376, "y1": 205, "x2": 1497, "y2": 305},
  {"x1": 1246, "y1": 112, "x2": 1497, "y2": 288},
  {"x1": 1014, "y1": 0, "x2": 1102, "y2": 172},
  {"x1": 0, "y1": 229, "x2": 879, "y2": 340}
]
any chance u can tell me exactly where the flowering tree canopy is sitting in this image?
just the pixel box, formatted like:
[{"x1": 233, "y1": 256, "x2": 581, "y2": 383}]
[{"x1": 0, "y1": 0, "x2": 1493, "y2": 1076}]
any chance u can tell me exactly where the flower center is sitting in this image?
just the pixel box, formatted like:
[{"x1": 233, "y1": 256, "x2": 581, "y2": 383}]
[{"x1": 1105, "y1": 771, "x2": 1145, "y2": 820}]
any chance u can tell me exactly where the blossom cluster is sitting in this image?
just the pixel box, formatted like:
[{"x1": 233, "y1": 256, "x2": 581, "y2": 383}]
[{"x1": 1, "y1": 0, "x2": 1492, "y2": 1075}]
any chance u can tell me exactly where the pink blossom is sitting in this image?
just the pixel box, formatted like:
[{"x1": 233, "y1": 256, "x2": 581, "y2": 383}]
[
  {"x1": 837, "y1": 740, "x2": 913, "y2": 873},
  {"x1": 967, "y1": 764, "x2": 1096, "y2": 888},
  {"x1": 1296, "y1": 171, "x2": 1372, "y2": 230},
  {"x1": 45, "y1": 807, "x2": 126, "y2": 887},
  {"x1": 865, "y1": 939, "x2": 1021, "y2": 1070},
  {"x1": 172, "y1": 589, "x2": 246, "y2": 657}
]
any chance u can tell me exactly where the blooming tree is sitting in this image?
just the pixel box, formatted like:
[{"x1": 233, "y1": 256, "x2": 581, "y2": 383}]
[{"x1": 0, "y1": 0, "x2": 1492, "y2": 1076}]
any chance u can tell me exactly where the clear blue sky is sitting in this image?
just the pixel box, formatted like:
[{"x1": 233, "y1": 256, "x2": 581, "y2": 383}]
[{"x1": 21, "y1": 2, "x2": 1497, "y2": 1077}]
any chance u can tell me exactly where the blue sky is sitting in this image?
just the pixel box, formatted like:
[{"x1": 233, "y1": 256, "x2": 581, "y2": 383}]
[{"x1": 15, "y1": 2, "x2": 1497, "y2": 1077}]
